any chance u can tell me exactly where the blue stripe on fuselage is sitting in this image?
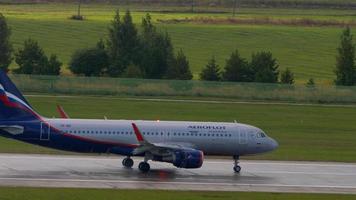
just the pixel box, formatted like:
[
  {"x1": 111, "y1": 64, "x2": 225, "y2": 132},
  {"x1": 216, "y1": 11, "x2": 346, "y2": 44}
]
[{"x1": 0, "y1": 120, "x2": 135, "y2": 156}]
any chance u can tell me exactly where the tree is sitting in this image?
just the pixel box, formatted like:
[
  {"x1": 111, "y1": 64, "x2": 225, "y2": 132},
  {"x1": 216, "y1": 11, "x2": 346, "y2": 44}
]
[
  {"x1": 250, "y1": 51, "x2": 279, "y2": 83},
  {"x1": 335, "y1": 27, "x2": 356, "y2": 86},
  {"x1": 14, "y1": 39, "x2": 48, "y2": 74},
  {"x1": 165, "y1": 49, "x2": 193, "y2": 80},
  {"x1": 44, "y1": 54, "x2": 61, "y2": 75},
  {"x1": 0, "y1": 13, "x2": 12, "y2": 71},
  {"x1": 139, "y1": 14, "x2": 175, "y2": 79},
  {"x1": 200, "y1": 56, "x2": 221, "y2": 81},
  {"x1": 107, "y1": 10, "x2": 140, "y2": 77},
  {"x1": 222, "y1": 50, "x2": 252, "y2": 82},
  {"x1": 280, "y1": 68, "x2": 294, "y2": 84},
  {"x1": 69, "y1": 42, "x2": 109, "y2": 77},
  {"x1": 14, "y1": 39, "x2": 61, "y2": 75}
]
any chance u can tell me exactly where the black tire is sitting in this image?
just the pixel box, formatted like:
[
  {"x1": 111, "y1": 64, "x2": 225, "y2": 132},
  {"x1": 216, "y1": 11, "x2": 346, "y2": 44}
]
[
  {"x1": 234, "y1": 165, "x2": 241, "y2": 173},
  {"x1": 138, "y1": 162, "x2": 150, "y2": 173},
  {"x1": 122, "y1": 158, "x2": 134, "y2": 168}
]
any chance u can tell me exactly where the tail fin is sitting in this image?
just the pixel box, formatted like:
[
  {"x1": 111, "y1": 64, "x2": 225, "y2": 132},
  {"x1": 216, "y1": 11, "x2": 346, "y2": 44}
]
[{"x1": 0, "y1": 70, "x2": 41, "y2": 121}]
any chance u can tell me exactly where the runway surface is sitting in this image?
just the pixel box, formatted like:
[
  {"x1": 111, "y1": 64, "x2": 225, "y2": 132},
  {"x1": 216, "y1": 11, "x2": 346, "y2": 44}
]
[{"x1": 0, "y1": 154, "x2": 356, "y2": 194}]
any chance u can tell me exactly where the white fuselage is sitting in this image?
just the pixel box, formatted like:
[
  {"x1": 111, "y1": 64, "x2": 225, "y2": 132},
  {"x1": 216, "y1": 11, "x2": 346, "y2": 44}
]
[{"x1": 47, "y1": 118, "x2": 278, "y2": 156}]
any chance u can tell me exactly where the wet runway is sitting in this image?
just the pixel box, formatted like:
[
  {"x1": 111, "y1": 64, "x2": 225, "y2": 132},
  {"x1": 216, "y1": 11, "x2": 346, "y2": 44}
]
[{"x1": 0, "y1": 154, "x2": 356, "y2": 194}]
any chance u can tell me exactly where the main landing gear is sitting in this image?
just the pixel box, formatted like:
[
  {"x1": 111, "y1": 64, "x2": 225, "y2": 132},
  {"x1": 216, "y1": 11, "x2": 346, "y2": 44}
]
[
  {"x1": 233, "y1": 155, "x2": 241, "y2": 173},
  {"x1": 138, "y1": 153, "x2": 151, "y2": 173},
  {"x1": 138, "y1": 162, "x2": 150, "y2": 173},
  {"x1": 122, "y1": 155, "x2": 151, "y2": 173},
  {"x1": 122, "y1": 157, "x2": 134, "y2": 168}
]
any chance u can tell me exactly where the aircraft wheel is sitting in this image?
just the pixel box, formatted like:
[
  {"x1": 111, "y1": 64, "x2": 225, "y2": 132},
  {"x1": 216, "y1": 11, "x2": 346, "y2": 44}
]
[
  {"x1": 233, "y1": 165, "x2": 241, "y2": 173},
  {"x1": 138, "y1": 162, "x2": 150, "y2": 173},
  {"x1": 122, "y1": 157, "x2": 134, "y2": 168}
]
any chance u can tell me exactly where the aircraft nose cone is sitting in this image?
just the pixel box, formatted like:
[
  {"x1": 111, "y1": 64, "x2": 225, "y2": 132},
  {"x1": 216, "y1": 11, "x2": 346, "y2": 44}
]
[{"x1": 270, "y1": 138, "x2": 279, "y2": 150}]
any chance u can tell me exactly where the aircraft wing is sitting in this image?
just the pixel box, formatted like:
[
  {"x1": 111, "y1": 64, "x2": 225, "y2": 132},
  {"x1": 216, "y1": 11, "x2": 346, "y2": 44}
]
[{"x1": 131, "y1": 123, "x2": 196, "y2": 155}]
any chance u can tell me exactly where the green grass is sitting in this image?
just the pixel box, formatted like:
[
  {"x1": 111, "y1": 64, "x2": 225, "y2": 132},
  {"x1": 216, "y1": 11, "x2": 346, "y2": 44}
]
[
  {"x1": 1, "y1": 95, "x2": 356, "y2": 162},
  {"x1": 0, "y1": 187, "x2": 355, "y2": 200},
  {"x1": 1, "y1": 4, "x2": 356, "y2": 83}
]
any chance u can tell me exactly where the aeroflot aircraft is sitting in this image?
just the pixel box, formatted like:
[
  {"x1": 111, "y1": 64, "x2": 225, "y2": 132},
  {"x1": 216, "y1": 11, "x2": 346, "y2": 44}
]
[{"x1": 0, "y1": 70, "x2": 278, "y2": 173}]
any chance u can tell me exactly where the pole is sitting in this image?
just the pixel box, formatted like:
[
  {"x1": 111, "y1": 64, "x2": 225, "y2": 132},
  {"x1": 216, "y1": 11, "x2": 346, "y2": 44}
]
[
  {"x1": 191, "y1": 0, "x2": 194, "y2": 13},
  {"x1": 77, "y1": 0, "x2": 82, "y2": 17},
  {"x1": 232, "y1": 0, "x2": 237, "y2": 17}
]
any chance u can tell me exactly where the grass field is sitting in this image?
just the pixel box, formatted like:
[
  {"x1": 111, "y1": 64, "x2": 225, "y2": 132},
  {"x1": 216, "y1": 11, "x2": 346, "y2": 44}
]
[
  {"x1": 0, "y1": 187, "x2": 356, "y2": 200},
  {"x1": 1, "y1": 95, "x2": 356, "y2": 162},
  {"x1": 1, "y1": 3, "x2": 355, "y2": 83}
]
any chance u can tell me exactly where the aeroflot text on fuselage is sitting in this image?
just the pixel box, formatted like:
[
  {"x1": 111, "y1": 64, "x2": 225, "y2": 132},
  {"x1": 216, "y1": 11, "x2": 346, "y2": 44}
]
[{"x1": 188, "y1": 125, "x2": 226, "y2": 130}]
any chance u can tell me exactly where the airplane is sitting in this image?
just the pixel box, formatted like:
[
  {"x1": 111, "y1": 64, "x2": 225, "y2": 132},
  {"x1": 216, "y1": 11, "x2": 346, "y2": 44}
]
[{"x1": 0, "y1": 70, "x2": 278, "y2": 173}]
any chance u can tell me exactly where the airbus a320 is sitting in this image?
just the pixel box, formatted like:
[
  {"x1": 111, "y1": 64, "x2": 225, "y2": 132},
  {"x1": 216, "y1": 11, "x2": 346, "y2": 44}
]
[{"x1": 0, "y1": 70, "x2": 278, "y2": 173}]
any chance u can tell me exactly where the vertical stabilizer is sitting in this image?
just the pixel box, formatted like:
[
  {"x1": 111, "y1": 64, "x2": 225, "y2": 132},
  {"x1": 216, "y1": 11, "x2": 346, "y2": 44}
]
[{"x1": 0, "y1": 70, "x2": 40, "y2": 121}]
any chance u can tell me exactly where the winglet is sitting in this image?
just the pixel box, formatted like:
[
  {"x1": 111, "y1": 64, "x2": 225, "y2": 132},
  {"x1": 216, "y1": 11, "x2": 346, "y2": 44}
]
[
  {"x1": 132, "y1": 123, "x2": 145, "y2": 143},
  {"x1": 56, "y1": 105, "x2": 69, "y2": 119}
]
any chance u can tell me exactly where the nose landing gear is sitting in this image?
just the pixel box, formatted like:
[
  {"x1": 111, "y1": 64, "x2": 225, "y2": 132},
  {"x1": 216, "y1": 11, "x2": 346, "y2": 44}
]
[{"x1": 233, "y1": 155, "x2": 241, "y2": 173}]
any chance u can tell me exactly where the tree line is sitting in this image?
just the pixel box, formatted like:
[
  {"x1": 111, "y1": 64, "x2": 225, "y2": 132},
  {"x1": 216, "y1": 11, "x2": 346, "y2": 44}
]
[
  {"x1": 199, "y1": 51, "x2": 294, "y2": 84},
  {"x1": 69, "y1": 10, "x2": 193, "y2": 80},
  {"x1": 0, "y1": 12, "x2": 355, "y2": 86}
]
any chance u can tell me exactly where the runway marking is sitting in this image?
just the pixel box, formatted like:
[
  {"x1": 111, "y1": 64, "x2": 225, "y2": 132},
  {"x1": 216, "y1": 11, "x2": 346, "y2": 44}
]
[
  {"x1": 24, "y1": 94, "x2": 356, "y2": 108},
  {"x1": 1, "y1": 154, "x2": 355, "y2": 168},
  {"x1": 1, "y1": 177, "x2": 356, "y2": 190}
]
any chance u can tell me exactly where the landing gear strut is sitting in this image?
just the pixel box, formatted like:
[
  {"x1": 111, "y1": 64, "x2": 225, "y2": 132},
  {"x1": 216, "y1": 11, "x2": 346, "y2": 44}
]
[
  {"x1": 122, "y1": 157, "x2": 134, "y2": 168},
  {"x1": 233, "y1": 155, "x2": 241, "y2": 173}
]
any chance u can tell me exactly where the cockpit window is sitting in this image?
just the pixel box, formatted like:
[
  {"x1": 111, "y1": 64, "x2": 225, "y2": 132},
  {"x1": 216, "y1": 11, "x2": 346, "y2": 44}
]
[{"x1": 257, "y1": 132, "x2": 266, "y2": 138}]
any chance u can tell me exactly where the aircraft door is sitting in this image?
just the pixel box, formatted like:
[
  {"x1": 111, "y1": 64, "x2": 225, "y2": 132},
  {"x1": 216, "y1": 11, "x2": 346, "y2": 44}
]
[
  {"x1": 40, "y1": 122, "x2": 50, "y2": 141},
  {"x1": 238, "y1": 128, "x2": 248, "y2": 145}
]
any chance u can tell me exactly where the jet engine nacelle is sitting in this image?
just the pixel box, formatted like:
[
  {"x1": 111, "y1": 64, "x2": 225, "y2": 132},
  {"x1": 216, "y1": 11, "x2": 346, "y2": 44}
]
[{"x1": 172, "y1": 149, "x2": 204, "y2": 169}]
